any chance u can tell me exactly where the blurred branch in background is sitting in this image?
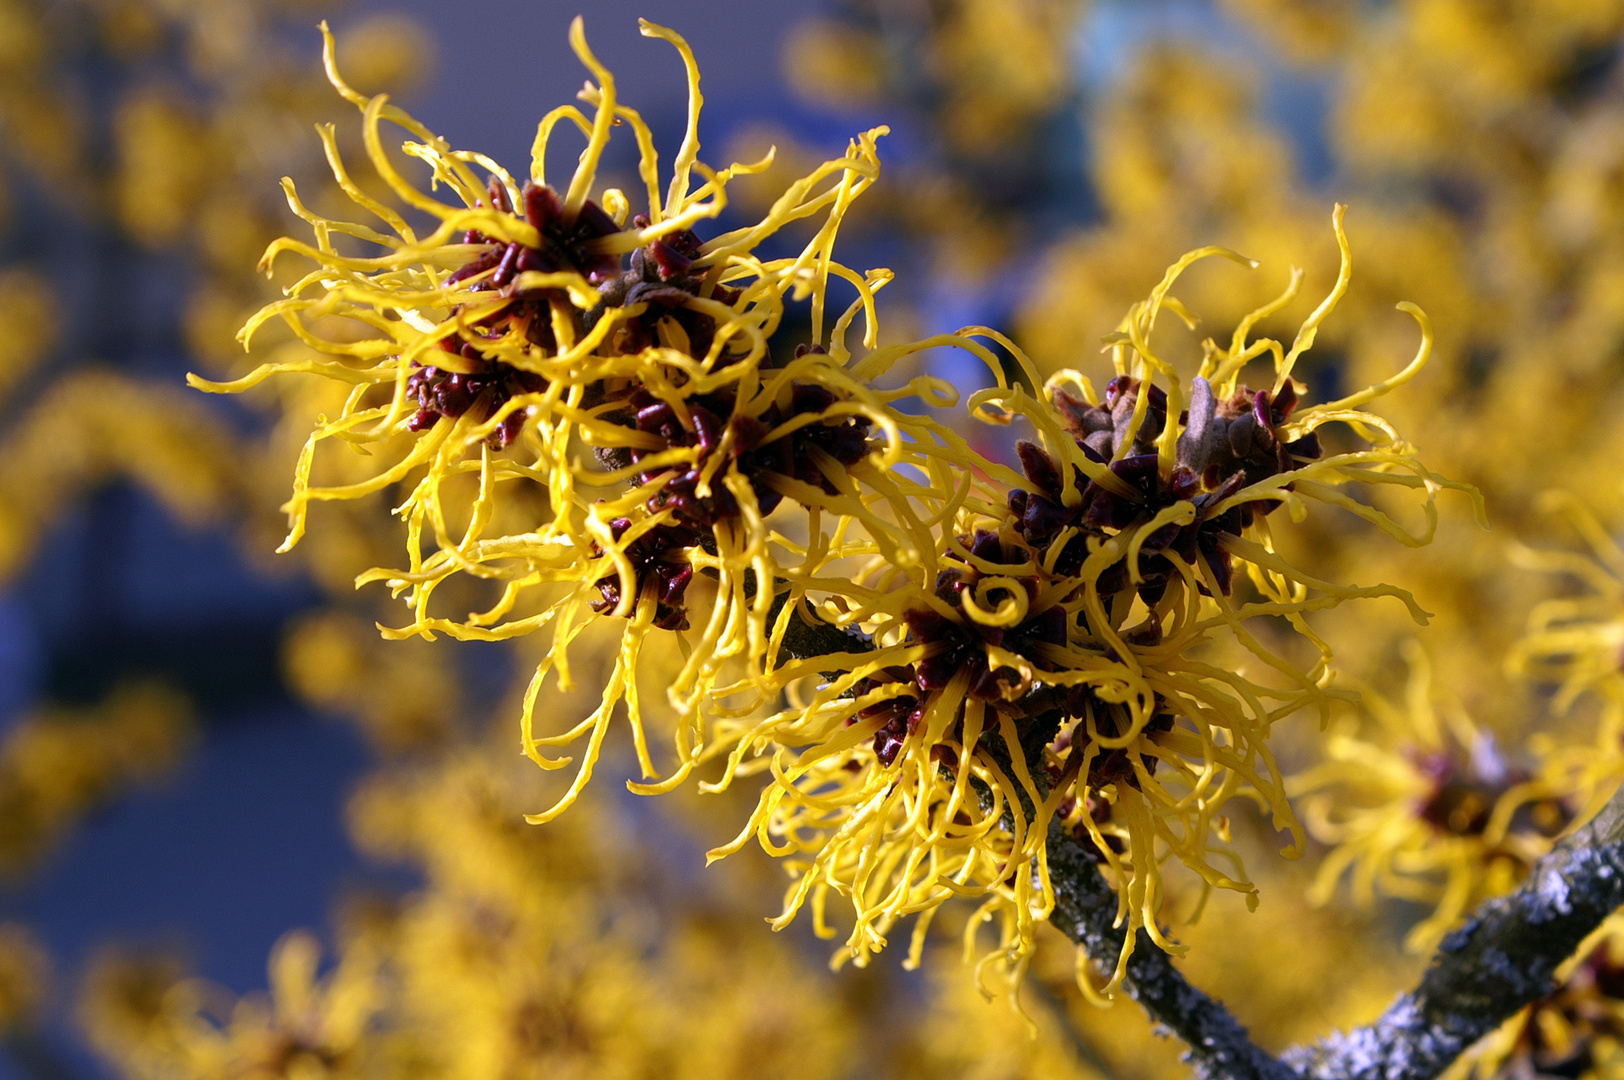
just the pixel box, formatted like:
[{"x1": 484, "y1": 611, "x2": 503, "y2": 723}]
[
  {"x1": 0, "y1": 684, "x2": 194, "y2": 882},
  {"x1": 782, "y1": 0, "x2": 1090, "y2": 275},
  {"x1": 0, "y1": 0, "x2": 452, "y2": 1076}
]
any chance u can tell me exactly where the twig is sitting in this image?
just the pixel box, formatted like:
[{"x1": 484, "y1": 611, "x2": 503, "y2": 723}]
[
  {"x1": 1045, "y1": 820, "x2": 1298, "y2": 1080},
  {"x1": 964, "y1": 681, "x2": 1292, "y2": 1079},
  {"x1": 1285, "y1": 782, "x2": 1624, "y2": 1080},
  {"x1": 764, "y1": 589, "x2": 872, "y2": 672}
]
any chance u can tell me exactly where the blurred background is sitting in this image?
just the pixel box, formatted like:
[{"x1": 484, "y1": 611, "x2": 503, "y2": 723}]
[{"x1": 5, "y1": 0, "x2": 1624, "y2": 1077}]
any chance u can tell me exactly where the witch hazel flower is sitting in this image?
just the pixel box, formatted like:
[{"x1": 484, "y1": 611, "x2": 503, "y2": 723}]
[{"x1": 210, "y1": 15, "x2": 1477, "y2": 1011}]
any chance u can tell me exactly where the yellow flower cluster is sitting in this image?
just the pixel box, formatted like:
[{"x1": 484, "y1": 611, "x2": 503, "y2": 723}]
[
  {"x1": 82, "y1": 931, "x2": 383, "y2": 1080},
  {"x1": 202, "y1": 17, "x2": 894, "y2": 805},
  {"x1": 221, "y1": 19, "x2": 1470, "y2": 1003},
  {"x1": 691, "y1": 207, "x2": 1474, "y2": 1001},
  {"x1": 1291, "y1": 641, "x2": 1615, "y2": 952},
  {"x1": 964, "y1": 4, "x2": 1624, "y2": 1005}
]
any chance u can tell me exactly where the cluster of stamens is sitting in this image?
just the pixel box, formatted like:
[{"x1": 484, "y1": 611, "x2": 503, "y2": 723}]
[
  {"x1": 852, "y1": 665, "x2": 926, "y2": 768},
  {"x1": 587, "y1": 518, "x2": 700, "y2": 632},
  {"x1": 610, "y1": 349, "x2": 872, "y2": 530},
  {"x1": 620, "y1": 383, "x2": 864, "y2": 528},
  {"x1": 1412, "y1": 738, "x2": 1571, "y2": 842},
  {"x1": 406, "y1": 354, "x2": 546, "y2": 449},
  {"x1": 905, "y1": 529, "x2": 1066, "y2": 702},
  {"x1": 1009, "y1": 375, "x2": 1323, "y2": 600},
  {"x1": 583, "y1": 362, "x2": 871, "y2": 628},
  {"x1": 403, "y1": 178, "x2": 621, "y2": 446},
  {"x1": 1054, "y1": 690, "x2": 1176, "y2": 788},
  {"x1": 591, "y1": 217, "x2": 738, "y2": 358}
]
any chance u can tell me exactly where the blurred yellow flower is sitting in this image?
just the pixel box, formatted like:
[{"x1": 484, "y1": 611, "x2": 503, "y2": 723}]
[
  {"x1": 0, "y1": 923, "x2": 50, "y2": 1035},
  {"x1": 0, "y1": 682, "x2": 196, "y2": 879},
  {"x1": 80, "y1": 932, "x2": 382, "y2": 1080},
  {"x1": 1512, "y1": 492, "x2": 1624, "y2": 719},
  {"x1": 1293, "y1": 641, "x2": 1612, "y2": 952}
]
